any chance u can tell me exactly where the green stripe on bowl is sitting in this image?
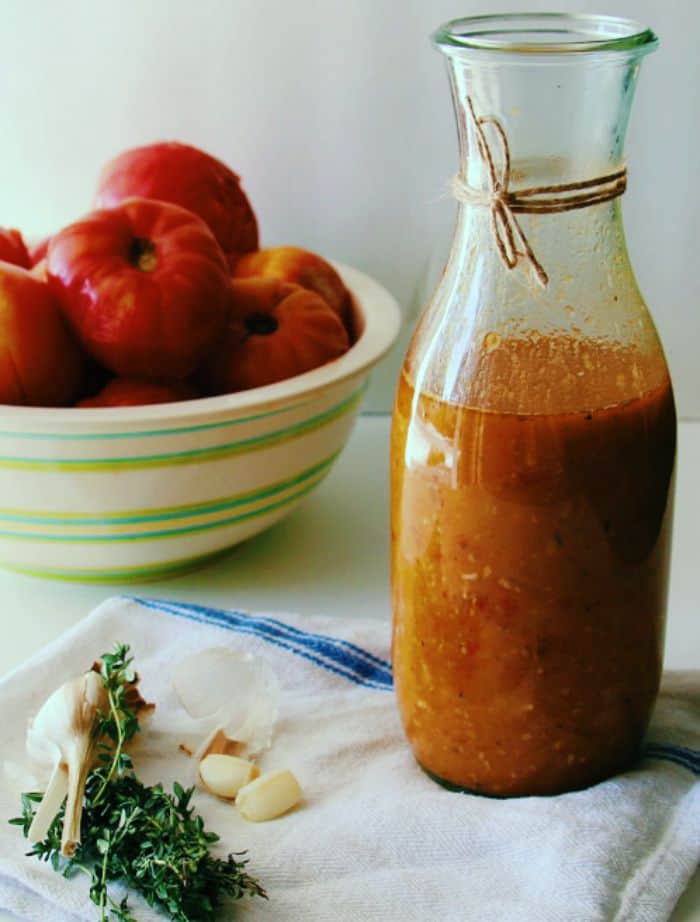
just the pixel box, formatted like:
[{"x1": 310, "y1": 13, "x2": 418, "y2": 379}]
[
  {"x1": 1, "y1": 547, "x2": 236, "y2": 583},
  {"x1": 0, "y1": 394, "x2": 316, "y2": 441},
  {"x1": 0, "y1": 384, "x2": 365, "y2": 472},
  {"x1": 0, "y1": 452, "x2": 340, "y2": 526},
  {"x1": 0, "y1": 471, "x2": 327, "y2": 543}
]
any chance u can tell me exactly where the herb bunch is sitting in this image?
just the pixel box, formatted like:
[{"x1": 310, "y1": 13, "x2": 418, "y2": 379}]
[{"x1": 11, "y1": 644, "x2": 266, "y2": 921}]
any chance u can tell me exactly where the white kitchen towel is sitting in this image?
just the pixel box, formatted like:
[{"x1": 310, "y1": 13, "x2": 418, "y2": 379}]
[{"x1": 0, "y1": 596, "x2": 698, "y2": 922}]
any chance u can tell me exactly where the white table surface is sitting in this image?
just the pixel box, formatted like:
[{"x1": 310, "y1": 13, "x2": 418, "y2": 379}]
[{"x1": 0, "y1": 415, "x2": 697, "y2": 921}]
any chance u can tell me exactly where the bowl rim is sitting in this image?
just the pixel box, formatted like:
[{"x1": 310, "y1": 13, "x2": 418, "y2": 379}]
[{"x1": 0, "y1": 262, "x2": 401, "y2": 428}]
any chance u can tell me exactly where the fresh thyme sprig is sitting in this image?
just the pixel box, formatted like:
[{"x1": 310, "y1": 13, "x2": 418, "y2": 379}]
[
  {"x1": 10, "y1": 643, "x2": 266, "y2": 921},
  {"x1": 92, "y1": 645, "x2": 141, "y2": 803}
]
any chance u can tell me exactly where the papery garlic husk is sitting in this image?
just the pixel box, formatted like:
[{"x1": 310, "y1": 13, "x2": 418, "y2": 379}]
[
  {"x1": 26, "y1": 671, "x2": 108, "y2": 856},
  {"x1": 173, "y1": 648, "x2": 279, "y2": 762},
  {"x1": 200, "y1": 729, "x2": 246, "y2": 759}
]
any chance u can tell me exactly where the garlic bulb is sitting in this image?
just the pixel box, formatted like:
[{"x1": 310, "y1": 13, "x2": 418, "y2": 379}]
[
  {"x1": 26, "y1": 671, "x2": 108, "y2": 856},
  {"x1": 173, "y1": 648, "x2": 279, "y2": 762}
]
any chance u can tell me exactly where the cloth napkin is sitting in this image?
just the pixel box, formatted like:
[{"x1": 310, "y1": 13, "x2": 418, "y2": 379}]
[{"x1": 0, "y1": 596, "x2": 698, "y2": 922}]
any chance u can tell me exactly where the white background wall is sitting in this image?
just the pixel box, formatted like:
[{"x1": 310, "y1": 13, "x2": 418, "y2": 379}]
[{"x1": 0, "y1": 0, "x2": 697, "y2": 415}]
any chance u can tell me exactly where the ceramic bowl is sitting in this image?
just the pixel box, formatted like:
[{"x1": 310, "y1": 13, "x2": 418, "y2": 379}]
[{"x1": 0, "y1": 264, "x2": 400, "y2": 582}]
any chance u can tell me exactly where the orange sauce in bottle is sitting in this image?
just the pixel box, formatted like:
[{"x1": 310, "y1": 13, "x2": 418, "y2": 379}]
[{"x1": 391, "y1": 335, "x2": 676, "y2": 795}]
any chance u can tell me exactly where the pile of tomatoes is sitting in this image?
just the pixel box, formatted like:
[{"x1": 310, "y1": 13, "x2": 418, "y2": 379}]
[{"x1": 0, "y1": 142, "x2": 353, "y2": 407}]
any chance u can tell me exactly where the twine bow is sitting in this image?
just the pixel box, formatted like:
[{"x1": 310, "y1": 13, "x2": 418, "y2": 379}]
[{"x1": 451, "y1": 97, "x2": 628, "y2": 287}]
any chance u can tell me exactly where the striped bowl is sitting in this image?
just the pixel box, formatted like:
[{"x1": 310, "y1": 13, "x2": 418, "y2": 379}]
[{"x1": 0, "y1": 264, "x2": 400, "y2": 582}]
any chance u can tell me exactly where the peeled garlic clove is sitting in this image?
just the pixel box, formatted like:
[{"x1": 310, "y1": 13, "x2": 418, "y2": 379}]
[
  {"x1": 236, "y1": 769, "x2": 302, "y2": 822},
  {"x1": 173, "y1": 648, "x2": 279, "y2": 758},
  {"x1": 199, "y1": 754, "x2": 259, "y2": 799},
  {"x1": 182, "y1": 729, "x2": 245, "y2": 788}
]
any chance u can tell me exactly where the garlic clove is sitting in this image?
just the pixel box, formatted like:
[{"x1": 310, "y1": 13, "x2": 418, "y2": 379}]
[
  {"x1": 235, "y1": 769, "x2": 303, "y2": 822},
  {"x1": 199, "y1": 754, "x2": 259, "y2": 800},
  {"x1": 61, "y1": 735, "x2": 96, "y2": 856},
  {"x1": 173, "y1": 648, "x2": 279, "y2": 759},
  {"x1": 27, "y1": 762, "x2": 69, "y2": 844}
]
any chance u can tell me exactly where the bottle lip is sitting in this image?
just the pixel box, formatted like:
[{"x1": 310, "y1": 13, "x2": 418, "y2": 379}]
[{"x1": 433, "y1": 13, "x2": 659, "y2": 58}]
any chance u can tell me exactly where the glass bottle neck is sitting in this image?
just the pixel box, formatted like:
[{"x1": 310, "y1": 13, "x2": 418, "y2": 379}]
[
  {"x1": 448, "y1": 56, "x2": 640, "y2": 189},
  {"x1": 403, "y1": 44, "x2": 669, "y2": 413},
  {"x1": 438, "y1": 51, "x2": 647, "y2": 299}
]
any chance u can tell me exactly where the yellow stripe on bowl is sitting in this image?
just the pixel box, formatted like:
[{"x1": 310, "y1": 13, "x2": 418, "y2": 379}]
[{"x1": 0, "y1": 452, "x2": 339, "y2": 527}]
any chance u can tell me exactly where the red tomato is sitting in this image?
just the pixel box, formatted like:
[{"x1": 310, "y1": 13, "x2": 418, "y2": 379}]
[
  {"x1": 0, "y1": 264, "x2": 84, "y2": 406},
  {"x1": 77, "y1": 377, "x2": 197, "y2": 407},
  {"x1": 96, "y1": 142, "x2": 258, "y2": 267},
  {"x1": 233, "y1": 246, "x2": 351, "y2": 325},
  {"x1": 47, "y1": 197, "x2": 232, "y2": 379},
  {"x1": 0, "y1": 228, "x2": 31, "y2": 269},
  {"x1": 203, "y1": 278, "x2": 350, "y2": 393},
  {"x1": 29, "y1": 235, "x2": 51, "y2": 266}
]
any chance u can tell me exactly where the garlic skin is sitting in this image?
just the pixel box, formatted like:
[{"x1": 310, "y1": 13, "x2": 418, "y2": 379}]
[
  {"x1": 200, "y1": 730, "x2": 246, "y2": 759},
  {"x1": 173, "y1": 648, "x2": 279, "y2": 761},
  {"x1": 26, "y1": 671, "x2": 108, "y2": 856}
]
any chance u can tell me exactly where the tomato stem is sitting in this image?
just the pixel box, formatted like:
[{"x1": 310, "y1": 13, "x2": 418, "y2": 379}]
[
  {"x1": 128, "y1": 237, "x2": 157, "y2": 272},
  {"x1": 244, "y1": 312, "x2": 278, "y2": 336}
]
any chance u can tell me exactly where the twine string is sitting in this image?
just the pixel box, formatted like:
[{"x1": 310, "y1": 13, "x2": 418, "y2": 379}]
[{"x1": 451, "y1": 97, "x2": 628, "y2": 288}]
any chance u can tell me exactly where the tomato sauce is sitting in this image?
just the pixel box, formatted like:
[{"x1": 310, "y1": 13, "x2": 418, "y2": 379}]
[{"x1": 391, "y1": 335, "x2": 676, "y2": 796}]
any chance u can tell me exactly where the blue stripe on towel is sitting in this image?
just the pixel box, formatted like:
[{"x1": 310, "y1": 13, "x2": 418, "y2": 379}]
[
  {"x1": 130, "y1": 596, "x2": 394, "y2": 691},
  {"x1": 146, "y1": 596, "x2": 393, "y2": 673},
  {"x1": 644, "y1": 743, "x2": 700, "y2": 775}
]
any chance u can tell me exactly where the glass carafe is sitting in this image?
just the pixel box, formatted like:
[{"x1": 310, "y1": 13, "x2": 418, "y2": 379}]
[{"x1": 391, "y1": 15, "x2": 676, "y2": 797}]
